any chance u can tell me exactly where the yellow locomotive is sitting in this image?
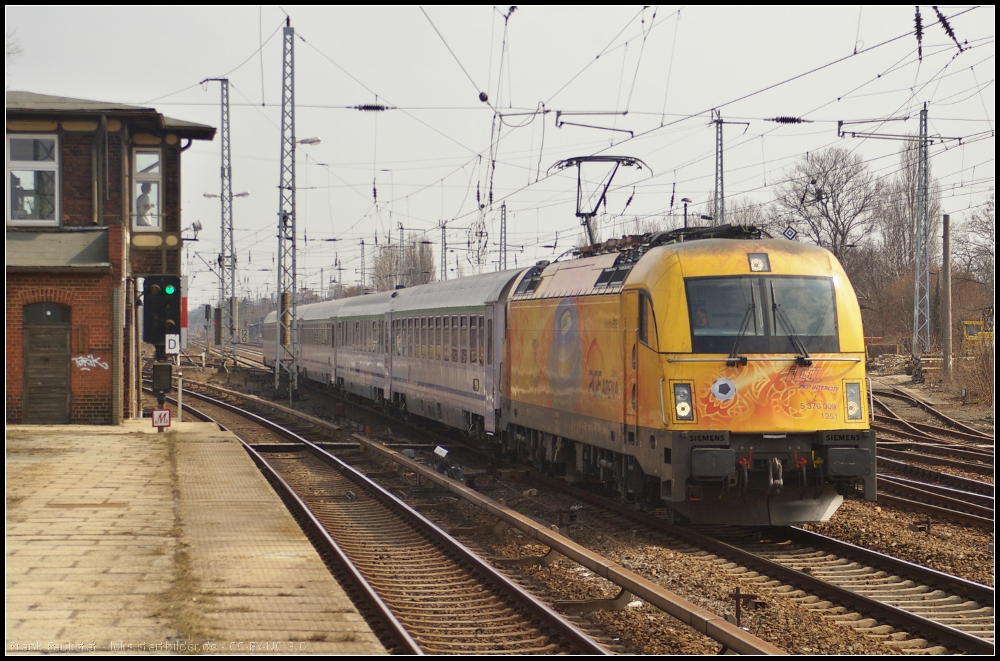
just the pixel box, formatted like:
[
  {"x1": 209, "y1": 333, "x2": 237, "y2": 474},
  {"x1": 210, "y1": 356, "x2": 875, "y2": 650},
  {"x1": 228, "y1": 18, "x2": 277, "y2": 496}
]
[{"x1": 501, "y1": 225, "x2": 875, "y2": 525}]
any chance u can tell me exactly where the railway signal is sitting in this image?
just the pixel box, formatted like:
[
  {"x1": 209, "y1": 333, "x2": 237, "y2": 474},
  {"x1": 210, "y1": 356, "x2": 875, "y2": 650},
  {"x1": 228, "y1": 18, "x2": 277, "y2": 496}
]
[{"x1": 143, "y1": 275, "x2": 182, "y2": 345}]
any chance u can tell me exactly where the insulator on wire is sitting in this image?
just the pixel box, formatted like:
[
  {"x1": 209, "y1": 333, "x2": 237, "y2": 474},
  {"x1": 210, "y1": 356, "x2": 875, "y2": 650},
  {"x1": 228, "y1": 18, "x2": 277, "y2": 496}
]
[
  {"x1": 767, "y1": 116, "x2": 811, "y2": 124},
  {"x1": 355, "y1": 104, "x2": 389, "y2": 112},
  {"x1": 915, "y1": 7, "x2": 924, "y2": 61}
]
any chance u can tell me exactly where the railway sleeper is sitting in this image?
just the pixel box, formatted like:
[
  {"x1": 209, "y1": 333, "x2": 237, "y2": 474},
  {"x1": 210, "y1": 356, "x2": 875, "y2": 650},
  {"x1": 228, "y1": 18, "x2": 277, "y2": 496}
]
[
  {"x1": 896, "y1": 599, "x2": 988, "y2": 612},
  {"x1": 881, "y1": 638, "x2": 941, "y2": 651}
]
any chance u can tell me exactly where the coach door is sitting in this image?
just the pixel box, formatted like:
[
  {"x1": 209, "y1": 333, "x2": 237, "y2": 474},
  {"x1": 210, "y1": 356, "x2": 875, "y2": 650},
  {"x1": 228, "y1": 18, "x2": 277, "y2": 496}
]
[
  {"x1": 624, "y1": 291, "x2": 639, "y2": 444},
  {"x1": 484, "y1": 305, "x2": 496, "y2": 433},
  {"x1": 383, "y1": 311, "x2": 393, "y2": 400},
  {"x1": 23, "y1": 302, "x2": 72, "y2": 424}
]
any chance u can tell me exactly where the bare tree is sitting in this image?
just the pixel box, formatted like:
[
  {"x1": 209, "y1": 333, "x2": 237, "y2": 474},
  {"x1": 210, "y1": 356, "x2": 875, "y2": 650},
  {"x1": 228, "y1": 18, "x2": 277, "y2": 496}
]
[
  {"x1": 6, "y1": 27, "x2": 24, "y2": 89},
  {"x1": 871, "y1": 140, "x2": 942, "y2": 279},
  {"x1": 953, "y1": 190, "x2": 995, "y2": 291},
  {"x1": 402, "y1": 237, "x2": 435, "y2": 287},
  {"x1": 371, "y1": 238, "x2": 436, "y2": 292},
  {"x1": 775, "y1": 148, "x2": 883, "y2": 263}
]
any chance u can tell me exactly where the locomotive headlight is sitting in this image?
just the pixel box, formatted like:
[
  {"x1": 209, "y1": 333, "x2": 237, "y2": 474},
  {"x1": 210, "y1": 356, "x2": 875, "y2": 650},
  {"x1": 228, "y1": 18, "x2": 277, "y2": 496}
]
[
  {"x1": 845, "y1": 382, "x2": 863, "y2": 420},
  {"x1": 673, "y1": 383, "x2": 694, "y2": 421}
]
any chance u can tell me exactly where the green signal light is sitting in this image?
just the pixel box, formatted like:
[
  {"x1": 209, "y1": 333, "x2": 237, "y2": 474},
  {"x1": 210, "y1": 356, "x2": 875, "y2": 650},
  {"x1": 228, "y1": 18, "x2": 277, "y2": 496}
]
[{"x1": 164, "y1": 285, "x2": 176, "y2": 295}]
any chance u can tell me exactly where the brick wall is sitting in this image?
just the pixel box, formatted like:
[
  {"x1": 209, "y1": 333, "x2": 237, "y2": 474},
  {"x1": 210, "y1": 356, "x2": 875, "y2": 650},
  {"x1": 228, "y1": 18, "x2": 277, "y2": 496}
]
[
  {"x1": 6, "y1": 273, "x2": 118, "y2": 425},
  {"x1": 7, "y1": 115, "x2": 195, "y2": 424},
  {"x1": 61, "y1": 133, "x2": 94, "y2": 227}
]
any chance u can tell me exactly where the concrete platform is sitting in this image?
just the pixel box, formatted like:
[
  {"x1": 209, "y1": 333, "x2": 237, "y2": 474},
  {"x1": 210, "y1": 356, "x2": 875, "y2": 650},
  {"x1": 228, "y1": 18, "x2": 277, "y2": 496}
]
[{"x1": 6, "y1": 421, "x2": 386, "y2": 654}]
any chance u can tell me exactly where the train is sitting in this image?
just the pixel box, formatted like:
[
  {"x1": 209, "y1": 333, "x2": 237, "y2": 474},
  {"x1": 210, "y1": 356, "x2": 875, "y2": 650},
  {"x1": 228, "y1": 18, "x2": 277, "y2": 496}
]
[{"x1": 263, "y1": 225, "x2": 876, "y2": 525}]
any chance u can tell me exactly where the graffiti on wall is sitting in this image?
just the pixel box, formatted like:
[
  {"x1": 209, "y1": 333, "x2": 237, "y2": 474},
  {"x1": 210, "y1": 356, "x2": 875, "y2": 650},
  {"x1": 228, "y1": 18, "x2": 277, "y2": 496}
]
[{"x1": 72, "y1": 354, "x2": 109, "y2": 371}]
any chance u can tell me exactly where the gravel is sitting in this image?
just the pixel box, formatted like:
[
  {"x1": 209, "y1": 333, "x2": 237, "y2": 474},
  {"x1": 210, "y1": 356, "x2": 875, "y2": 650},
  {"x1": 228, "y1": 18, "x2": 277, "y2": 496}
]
[
  {"x1": 451, "y1": 483, "x2": 899, "y2": 655},
  {"x1": 802, "y1": 499, "x2": 994, "y2": 586}
]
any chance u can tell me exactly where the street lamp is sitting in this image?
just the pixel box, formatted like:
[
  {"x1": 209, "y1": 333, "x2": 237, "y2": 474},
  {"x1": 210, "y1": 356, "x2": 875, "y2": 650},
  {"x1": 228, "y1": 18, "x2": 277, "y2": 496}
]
[
  {"x1": 204, "y1": 191, "x2": 249, "y2": 198},
  {"x1": 183, "y1": 220, "x2": 203, "y2": 241},
  {"x1": 681, "y1": 198, "x2": 692, "y2": 229},
  {"x1": 298, "y1": 137, "x2": 321, "y2": 146}
]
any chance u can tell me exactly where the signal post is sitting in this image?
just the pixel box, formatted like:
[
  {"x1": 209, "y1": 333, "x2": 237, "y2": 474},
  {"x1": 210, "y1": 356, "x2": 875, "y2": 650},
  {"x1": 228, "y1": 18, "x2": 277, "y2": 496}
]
[{"x1": 143, "y1": 275, "x2": 181, "y2": 424}]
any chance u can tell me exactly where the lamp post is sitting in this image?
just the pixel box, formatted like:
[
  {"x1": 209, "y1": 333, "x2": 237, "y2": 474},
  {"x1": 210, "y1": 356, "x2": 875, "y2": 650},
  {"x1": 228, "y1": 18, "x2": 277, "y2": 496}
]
[{"x1": 681, "y1": 197, "x2": 692, "y2": 229}]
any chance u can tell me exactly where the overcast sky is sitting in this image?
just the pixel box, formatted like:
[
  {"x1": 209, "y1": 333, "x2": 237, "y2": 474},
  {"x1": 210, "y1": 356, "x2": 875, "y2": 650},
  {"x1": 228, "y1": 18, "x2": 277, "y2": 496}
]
[{"x1": 6, "y1": 5, "x2": 995, "y2": 307}]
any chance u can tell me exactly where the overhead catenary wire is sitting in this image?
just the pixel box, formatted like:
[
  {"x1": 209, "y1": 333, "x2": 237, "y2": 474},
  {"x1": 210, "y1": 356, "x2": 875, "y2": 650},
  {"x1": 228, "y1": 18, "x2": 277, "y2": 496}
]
[{"x1": 161, "y1": 6, "x2": 991, "y2": 305}]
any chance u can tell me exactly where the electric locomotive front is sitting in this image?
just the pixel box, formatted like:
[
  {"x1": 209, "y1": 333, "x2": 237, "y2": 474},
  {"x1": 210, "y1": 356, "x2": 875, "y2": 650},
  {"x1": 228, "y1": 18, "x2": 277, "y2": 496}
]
[
  {"x1": 501, "y1": 227, "x2": 875, "y2": 526},
  {"x1": 644, "y1": 233, "x2": 876, "y2": 525}
]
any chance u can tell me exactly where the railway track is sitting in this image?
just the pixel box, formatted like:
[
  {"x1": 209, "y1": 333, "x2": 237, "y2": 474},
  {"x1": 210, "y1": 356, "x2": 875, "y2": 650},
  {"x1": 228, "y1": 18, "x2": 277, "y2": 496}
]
[
  {"x1": 700, "y1": 526, "x2": 995, "y2": 651},
  {"x1": 873, "y1": 473, "x2": 992, "y2": 526},
  {"x1": 171, "y1": 378, "x2": 789, "y2": 653},
  {"x1": 873, "y1": 390, "x2": 994, "y2": 445},
  {"x1": 166, "y1": 387, "x2": 610, "y2": 655},
  {"x1": 174, "y1": 376, "x2": 993, "y2": 654},
  {"x1": 538, "y1": 478, "x2": 994, "y2": 654},
  {"x1": 876, "y1": 442, "x2": 994, "y2": 478}
]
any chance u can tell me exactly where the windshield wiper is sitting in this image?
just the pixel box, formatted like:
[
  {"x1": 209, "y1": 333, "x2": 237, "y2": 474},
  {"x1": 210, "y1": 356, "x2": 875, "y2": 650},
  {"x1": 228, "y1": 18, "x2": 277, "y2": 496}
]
[
  {"x1": 727, "y1": 287, "x2": 756, "y2": 367},
  {"x1": 771, "y1": 283, "x2": 813, "y2": 366}
]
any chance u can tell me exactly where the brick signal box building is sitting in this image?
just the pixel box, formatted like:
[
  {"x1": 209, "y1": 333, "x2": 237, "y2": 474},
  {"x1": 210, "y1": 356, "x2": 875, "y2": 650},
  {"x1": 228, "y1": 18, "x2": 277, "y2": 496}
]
[{"x1": 6, "y1": 92, "x2": 214, "y2": 424}]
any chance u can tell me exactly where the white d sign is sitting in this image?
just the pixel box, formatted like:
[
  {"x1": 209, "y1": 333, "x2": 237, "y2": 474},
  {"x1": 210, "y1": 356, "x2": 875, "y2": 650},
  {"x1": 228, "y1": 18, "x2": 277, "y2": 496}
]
[{"x1": 165, "y1": 334, "x2": 181, "y2": 355}]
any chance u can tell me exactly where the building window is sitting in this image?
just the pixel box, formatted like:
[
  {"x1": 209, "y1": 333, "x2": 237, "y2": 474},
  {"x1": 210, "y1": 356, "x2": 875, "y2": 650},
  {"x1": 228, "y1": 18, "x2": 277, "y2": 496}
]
[
  {"x1": 7, "y1": 135, "x2": 59, "y2": 226},
  {"x1": 133, "y1": 149, "x2": 161, "y2": 231}
]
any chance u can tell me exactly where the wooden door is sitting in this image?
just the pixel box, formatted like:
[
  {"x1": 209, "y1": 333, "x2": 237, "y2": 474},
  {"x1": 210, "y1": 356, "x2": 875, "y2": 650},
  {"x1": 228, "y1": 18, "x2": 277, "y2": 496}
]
[{"x1": 23, "y1": 325, "x2": 72, "y2": 424}]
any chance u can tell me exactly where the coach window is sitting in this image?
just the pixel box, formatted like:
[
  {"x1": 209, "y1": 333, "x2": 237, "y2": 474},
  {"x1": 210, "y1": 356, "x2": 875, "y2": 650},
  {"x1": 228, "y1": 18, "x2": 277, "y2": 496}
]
[
  {"x1": 132, "y1": 149, "x2": 162, "y2": 232},
  {"x1": 459, "y1": 316, "x2": 467, "y2": 363},
  {"x1": 469, "y1": 316, "x2": 478, "y2": 364},
  {"x1": 452, "y1": 316, "x2": 459, "y2": 362},
  {"x1": 435, "y1": 317, "x2": 442, "y2": 360},
  {"x1": 8, "y1": 135, "x2": 59, "y2": 226},
  {"x1": 418, "y1": 317, "x2": 424, "y2": 358},
  {"x1": 443, "y1": 317, "x2": 450, "y2": 361}
]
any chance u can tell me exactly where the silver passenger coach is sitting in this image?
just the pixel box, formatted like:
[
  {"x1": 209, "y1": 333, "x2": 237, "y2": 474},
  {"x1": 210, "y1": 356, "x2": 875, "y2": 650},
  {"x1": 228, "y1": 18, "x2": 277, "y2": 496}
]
[{"x1": 263, "y1": 270, "x2": 525, "y2": 436}]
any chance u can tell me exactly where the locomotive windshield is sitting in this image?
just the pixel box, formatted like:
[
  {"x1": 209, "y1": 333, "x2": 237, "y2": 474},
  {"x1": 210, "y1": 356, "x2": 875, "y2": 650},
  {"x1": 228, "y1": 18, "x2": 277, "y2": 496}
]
[{"x1": 686, "y1": 276, "x2": 838, "y2": 353}]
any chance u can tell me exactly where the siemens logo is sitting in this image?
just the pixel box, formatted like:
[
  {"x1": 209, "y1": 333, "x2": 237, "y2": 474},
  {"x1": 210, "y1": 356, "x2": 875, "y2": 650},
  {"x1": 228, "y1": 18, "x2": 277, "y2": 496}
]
[
  {"x1": 689, "y1": 432, "x2": 729, "y2": 443},
  {"x1": 823, "y1": 432, "x2": 865, "y2": 443}
]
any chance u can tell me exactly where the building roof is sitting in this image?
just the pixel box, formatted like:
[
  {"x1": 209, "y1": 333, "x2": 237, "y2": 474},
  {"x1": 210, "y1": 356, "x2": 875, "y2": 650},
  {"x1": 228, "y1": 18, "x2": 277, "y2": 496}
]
[
  {"x1": 6, "y1": 91, "x2": 215, "y2": 140},
  {"x1": 6, "y1": 228, "x2": 112, "y2": 271}
]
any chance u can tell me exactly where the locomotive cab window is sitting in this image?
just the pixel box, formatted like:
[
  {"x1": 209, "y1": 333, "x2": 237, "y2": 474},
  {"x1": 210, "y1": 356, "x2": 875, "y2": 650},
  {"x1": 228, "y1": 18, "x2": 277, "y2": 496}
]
[
  {"x1": 686, "y1": 276, "x2": 838, "y2": 354},
  {"x1": 638, "y1": 292, "x2": 657, "y2": 349}
]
